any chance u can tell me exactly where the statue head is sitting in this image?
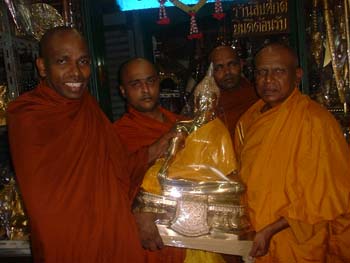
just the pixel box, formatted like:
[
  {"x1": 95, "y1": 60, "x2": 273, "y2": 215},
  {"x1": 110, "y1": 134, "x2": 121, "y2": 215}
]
[{"x1": 193, "y1": 63, "x2": 220, "y2": 123}]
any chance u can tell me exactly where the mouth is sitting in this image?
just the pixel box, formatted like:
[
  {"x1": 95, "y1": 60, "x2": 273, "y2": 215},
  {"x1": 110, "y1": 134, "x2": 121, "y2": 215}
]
[
  {"x1": 65, "y1": 82, "x2": 84, "y2": 92},
  {"x1": 141, "y1": 96, "x2": 153, "y2": 101}
]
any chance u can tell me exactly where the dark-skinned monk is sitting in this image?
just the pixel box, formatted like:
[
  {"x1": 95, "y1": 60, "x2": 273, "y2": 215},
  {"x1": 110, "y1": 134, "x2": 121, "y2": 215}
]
[
  {"x1": 234, "y1": 42, "x2": 350, "y2": 262},
  {"x1": 210, "y1": 45, "x2": 258, "y2": 139},
  {"x1": 7, "y1": 26, "x2": 147, "y2": 262},
  {"x1": 114, "y1": 58, "x2": 186, "y2": 263}
]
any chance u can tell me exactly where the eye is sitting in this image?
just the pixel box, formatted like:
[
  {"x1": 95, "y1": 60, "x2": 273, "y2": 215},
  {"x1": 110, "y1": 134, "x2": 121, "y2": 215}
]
[
  {"x1": 128, "y1": 80, "x2": 142, "y2": 89},
  {"x1": 273, "y1": 68, "x2": 287, "y2": 75},
  {"x1": 213, "y1": 65, "x2": 223, "y2": 72},
  {"x1": 254, "y1": 69, "x2": 268, "y2": 77},
  {"x1": 146, "y1": 76, "x2": 157, "y2": 85},
  {"x1": 79, "y1": 58, "x2": 90, "y2": 65},
  {"x1": 56, "y1": 59, "x2": 66, "y2": 64},
  {"x1": 228, "y1": 61, "x2": 239, "y2": 67}
]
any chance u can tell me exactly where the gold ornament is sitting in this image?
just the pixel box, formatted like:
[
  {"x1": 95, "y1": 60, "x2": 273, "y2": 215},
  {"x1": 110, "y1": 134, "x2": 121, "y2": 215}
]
[
  {"x1": 0, "y1": 85, "x2": 8, "y2": 126},
  {"x1": 323, "y1": 0, "x2": 346, "y2": 111},
  {"x1": 170, "y1": 0, "x2": 207, "y2": 13},
  {"x1": 311, "y1": 0, "x2": 323, "y2": 67}
]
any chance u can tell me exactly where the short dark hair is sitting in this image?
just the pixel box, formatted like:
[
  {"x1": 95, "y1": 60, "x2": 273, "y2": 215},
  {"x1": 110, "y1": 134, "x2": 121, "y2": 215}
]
[
  {"x1": 39, "y1": 26, "x2": 82, "y2": 58},
  {"x1": 254, "y1": 42, "x2": 299, "y2": 68},
  {"x1": 118, "y1": 57, "x2": 157, "y2": 85},
  {"x1": 208, "y1": 45, "x2": 239, "y2": 64}
]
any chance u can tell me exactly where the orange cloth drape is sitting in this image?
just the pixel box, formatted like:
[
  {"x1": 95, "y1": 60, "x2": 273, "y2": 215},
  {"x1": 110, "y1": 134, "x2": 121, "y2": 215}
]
[
  {"x1": 115, "y1": 106, "x2": 180, "y2": 154},
  {"x1": 7, "y1": 81, "x2": 145, "y2": 263},
  {"x1": 235, "y1": 88, "x2": 350, "y2": 262},
  {"x1": 114, "y1": 106, "x2": 186, "y2": 263},
  {"x1": 218, "y1": 78, "x2": 258, "y2": 139}
]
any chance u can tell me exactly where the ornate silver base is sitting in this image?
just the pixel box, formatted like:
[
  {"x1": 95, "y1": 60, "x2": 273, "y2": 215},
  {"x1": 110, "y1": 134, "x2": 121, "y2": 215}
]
[{"x1": 135, "y1": 191, "x2": 250, "y2": 237}]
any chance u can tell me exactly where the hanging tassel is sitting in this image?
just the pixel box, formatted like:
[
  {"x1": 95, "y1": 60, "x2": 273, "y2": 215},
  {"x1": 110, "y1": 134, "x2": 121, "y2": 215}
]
[
  {"x1": 212, "y1": 0, "x2": 225, "y2": 20},
  {"x1": 157, "y1": 0, "x2": 170, "y2": 25},
  {"x1": 188, "y1": 12, "x2": 203, "y2": 40}
]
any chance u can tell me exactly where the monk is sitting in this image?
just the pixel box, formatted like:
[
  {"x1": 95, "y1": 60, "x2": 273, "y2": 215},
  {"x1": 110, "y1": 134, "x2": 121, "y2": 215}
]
[
  {"x1": 210, "y1": 45, "x2": 258, "y2": 138},
  {"x1": 7, "y1": 27, "x2": 146, "y2": 262},
  {"x1": 234, "y1": 43, "x2": 350, "y2": 262},
  {"x1": 114, "y1": 58, "x2": 186, "y2": 263}
]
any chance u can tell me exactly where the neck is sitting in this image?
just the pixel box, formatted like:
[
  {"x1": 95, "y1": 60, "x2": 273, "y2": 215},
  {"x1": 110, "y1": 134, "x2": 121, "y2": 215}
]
[
  {"x1": 260, "y1": 103, "x2": 272, "y2": 113},
  {"x1": 140, "y1": 108, "x2": 165, "y2": 122}
]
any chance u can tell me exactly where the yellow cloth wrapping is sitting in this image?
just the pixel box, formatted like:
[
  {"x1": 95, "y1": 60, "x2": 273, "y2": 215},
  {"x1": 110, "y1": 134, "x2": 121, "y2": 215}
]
[
  {"x1": 141, "y1": 158, "x2": 164, "y2": 195},
  {"x1": 141, "y1": 118, "x2": 236, "y2": 193},
  {"x1": 234, "y1": 88, "x2": 350, "y2": 262},
  {"x1": 184, "y1": 250, "x2": 226, "y2": 263},
  {"x1": 168, "y1": 118, "x2": 236, "y2": 181}
]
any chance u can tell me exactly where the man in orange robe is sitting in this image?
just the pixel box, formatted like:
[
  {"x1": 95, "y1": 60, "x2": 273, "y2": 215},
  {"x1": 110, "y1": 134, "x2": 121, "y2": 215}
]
[
  {"x1": 210, "y1": 45, "x2": 258, "y2": 138},
  {"x1": 114, "y1": 58, "x2": 186, "y2": 263},
  {"x1": 7, "y1": 27, "x2": 146, "y2": 262},
  {"x1": 234, "y1": 43, "x2": 350, "y2": 262}
]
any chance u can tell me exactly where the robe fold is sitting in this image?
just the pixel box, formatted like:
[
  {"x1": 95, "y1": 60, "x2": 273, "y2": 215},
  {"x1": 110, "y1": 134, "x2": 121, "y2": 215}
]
[
  {"x1": 114, "y1": 106, "x2": 186, "y2": 263},
  {"x1": 7, "y1": 81, "x2": 145, "y2": 263},
  {"x1": 235, "y1": 88, "x2": 350, "y2": 262},
  {"x1": 218, "y1": 78, "x2": 258, "y2": 138}
]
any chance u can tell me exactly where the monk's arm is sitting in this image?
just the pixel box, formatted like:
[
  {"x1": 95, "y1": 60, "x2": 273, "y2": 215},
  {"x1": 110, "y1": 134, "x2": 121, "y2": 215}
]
[
  {"x1": 147, "y1": 129, "x2": 179, "y2": 163},
  {"x1": 250, "y1": 217, "x2": 289, "y2": 258}
]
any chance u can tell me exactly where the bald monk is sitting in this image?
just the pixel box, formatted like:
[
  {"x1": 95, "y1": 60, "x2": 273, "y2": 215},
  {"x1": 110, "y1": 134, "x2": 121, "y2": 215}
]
[
  {"x1": 210, "y1": 45, "x2": 258, "y2": 138},
  {"x1": 114, "y1": 58, "x2": 186, "y2": 263},
  {"x1": 7, "y1": 26, "x2": 146, "y2": 262},
  {"x1": 234, "y1": 42, "x2": 350, "y2": 262}
]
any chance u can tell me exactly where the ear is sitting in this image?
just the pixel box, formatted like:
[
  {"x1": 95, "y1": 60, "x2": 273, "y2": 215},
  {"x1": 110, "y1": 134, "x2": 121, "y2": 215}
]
[
  {"x1": 36, "y1": 58, "x2": 47, "y2": 78},
  {"x1": 119, "y1": 85, "x2": 126, "y2": 98},
  {"x1": 295, "y1": 68, "x2": 303, "y2": 86}
]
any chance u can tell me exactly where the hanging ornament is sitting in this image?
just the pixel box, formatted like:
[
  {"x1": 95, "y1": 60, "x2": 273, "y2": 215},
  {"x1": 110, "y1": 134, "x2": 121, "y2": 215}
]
[
  {"x1": 188, "y1": 12, "x2": 202, "y2": 39},
  {"x1": 157, "y1": 0, "x2": 170, "y2": 25},
  {"x1": 170, "y1": 0, "x2": 207, "y2": 40},
  {"x1": 212, "y1": 0, "x2": 225, "y2": 20}
]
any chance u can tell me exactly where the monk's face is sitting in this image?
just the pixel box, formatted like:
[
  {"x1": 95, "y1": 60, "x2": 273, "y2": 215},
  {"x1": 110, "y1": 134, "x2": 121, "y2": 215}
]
[
  {"x1": 36, "y1": 30, "x2": 91, "y2": 99},
  {"x1": 120, "y1": 60, "x2": 160, "y2": 113},
  {"x1": 254, "y1": 46, "x2": 303, "y2": 108},
  {"x1": 211, "y1": 46, "x2": 241, "y2": 90}
]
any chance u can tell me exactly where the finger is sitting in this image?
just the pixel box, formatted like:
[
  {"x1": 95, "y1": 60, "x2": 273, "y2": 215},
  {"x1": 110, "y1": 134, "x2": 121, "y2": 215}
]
[
  {"x1": 147, "y1": 240, "x2": 159, "y2": 251},
  {"x1": 249, "y1": 242, "x2": 258, "y2": 257},
  {"x1": 155, "y1": 235, "x2": 164, "y2": 249}
]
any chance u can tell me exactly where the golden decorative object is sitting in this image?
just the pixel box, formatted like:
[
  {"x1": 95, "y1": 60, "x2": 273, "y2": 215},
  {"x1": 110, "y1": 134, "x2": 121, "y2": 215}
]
[
  {"x1": 0, "y1": 85, "x2": 8, "y2": 126},
  {"x1": 30, "y1": 3, "x2": 64, "y2": 41},
  {"x1": 0, "y1": 176, "x2": 29, "y2": 241},
  {"x1": 311, "y1": 0, "x2": 323, "y2": 67},
  {"x1": 169, "y1": 0, "x2": 207, "y2": 13},
  {"x1": 323, "y1": 0, "x2": 347, "y2": 112}
]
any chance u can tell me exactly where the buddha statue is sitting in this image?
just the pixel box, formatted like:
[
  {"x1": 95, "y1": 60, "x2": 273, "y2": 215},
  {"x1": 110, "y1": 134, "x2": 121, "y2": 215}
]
[{"x1": 137, "y1": 64, "x2": 249, "y2": 237}]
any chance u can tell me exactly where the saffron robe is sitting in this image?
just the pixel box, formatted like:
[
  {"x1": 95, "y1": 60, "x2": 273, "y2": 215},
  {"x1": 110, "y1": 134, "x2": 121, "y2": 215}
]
[
  {"x1": 7, "y1": 81, "x2": 145, "y2": 263},
  {"x1": 114, "y1": 106, "x2": 186, "y2": 263},
  {"x1": 234, "y1": 88, "x2": 350, "y2": 262},
  {"x1": 218, "y1": 78, "x2": 258, "y2": 139}
]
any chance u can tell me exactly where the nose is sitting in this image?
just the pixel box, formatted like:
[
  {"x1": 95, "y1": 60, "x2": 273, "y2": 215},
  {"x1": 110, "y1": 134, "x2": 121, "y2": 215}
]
[
  {"x1": 71, "y1": 62, "x2": 83, "y2": 78},
  {"x1": 265, "y1": 70, "x2": 273, "y2": 83},
  {"x1": 140, "y1": 81, "x2": 150, "y2": 93},
  {"x1": 223, "y1": 65, "x2": 231, "y2": 75}
]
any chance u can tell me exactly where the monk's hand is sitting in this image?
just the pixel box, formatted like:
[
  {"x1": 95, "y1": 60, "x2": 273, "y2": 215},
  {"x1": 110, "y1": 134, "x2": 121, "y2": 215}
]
[
  {"x1": 249, "y1": 217, "x2": 289, "y2": 258},
  {"x1": 148, "y1": 130, "x2": 178, "y2": 163},
  {"x1": 249, "y1": 227, "x2": 273, "y2": 258},
  {"x1": 133, "y1": 212, "x2": 164, "y2": 251}
]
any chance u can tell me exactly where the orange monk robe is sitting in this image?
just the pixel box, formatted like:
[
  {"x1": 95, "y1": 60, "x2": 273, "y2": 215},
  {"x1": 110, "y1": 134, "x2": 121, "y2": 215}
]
[
  {"x1": 114, "y1": 106, "x2": 186, "y2": 263},
  {"x1": 7, "y1": 81, "x2": 146, "y2": 263},
  {"x1": 234, "y1": 88, "x2": 350, "y2": 262},
  {"x1": 218, "y1": 77, "x2": 258, "y2": 139}
]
